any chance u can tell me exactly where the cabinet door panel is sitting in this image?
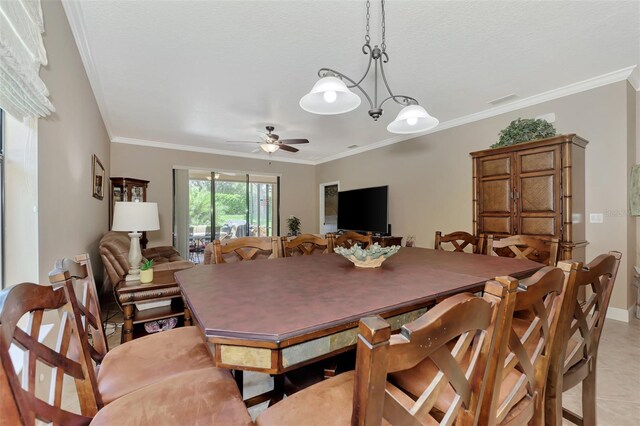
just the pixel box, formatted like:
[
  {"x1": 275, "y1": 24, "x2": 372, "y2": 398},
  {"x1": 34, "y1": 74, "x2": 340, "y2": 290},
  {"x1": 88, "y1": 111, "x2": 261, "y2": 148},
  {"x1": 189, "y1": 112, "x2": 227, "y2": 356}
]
[
  {"x1": 481, "y1": 157, "x2": 510, "y2": 177},
  {"x1": 482, "y1": 217, "x2": 512, "y2": 235},
  {"x1": 482, "y1": 180, "x2": 511, "y2": 212},
  {"x1": 516, "y1": 146, "x2": 561, "y2": 237},
  {"x1": 521, "y1": 175, "x2": 555, "y2": 212},
  {"x1": 520, "y1": 217, "x2": 555, "y2": 236}
]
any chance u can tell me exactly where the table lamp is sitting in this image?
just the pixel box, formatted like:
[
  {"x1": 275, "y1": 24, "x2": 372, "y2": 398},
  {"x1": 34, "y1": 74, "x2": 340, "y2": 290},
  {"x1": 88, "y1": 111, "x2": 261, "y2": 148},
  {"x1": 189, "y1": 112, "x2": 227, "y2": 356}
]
[{"x1": 112, "y1": 201, "x2": 160, "y2": 281}]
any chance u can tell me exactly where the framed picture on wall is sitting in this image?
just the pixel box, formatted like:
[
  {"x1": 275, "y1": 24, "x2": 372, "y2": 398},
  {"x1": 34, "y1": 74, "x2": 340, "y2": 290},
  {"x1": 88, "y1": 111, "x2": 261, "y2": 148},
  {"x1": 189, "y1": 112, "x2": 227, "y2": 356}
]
[{"x1": 92, "y1": 154, "x2": 105, "y2": 200}]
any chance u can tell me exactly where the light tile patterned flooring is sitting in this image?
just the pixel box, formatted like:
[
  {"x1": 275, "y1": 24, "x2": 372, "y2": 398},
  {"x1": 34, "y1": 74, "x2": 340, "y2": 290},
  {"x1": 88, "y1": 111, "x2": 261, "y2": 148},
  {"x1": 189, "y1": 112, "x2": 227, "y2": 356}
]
[{"x1": 67, "y1": 309, "x2": 640, "y2": 424}]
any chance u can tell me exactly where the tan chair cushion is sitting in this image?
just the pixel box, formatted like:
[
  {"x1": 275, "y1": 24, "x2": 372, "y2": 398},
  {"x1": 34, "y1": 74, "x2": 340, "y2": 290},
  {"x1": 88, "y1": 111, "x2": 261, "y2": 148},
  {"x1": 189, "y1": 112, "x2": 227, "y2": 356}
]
[
  {"x1": 97, "y1": 327, "x2": 218, "y2": 404},
  {"x1": 257, "y1": 371, "x2": 407, "y2": 426},
  {"x1": 91, "y1": 367, "x2": 252, "y2": 426}
]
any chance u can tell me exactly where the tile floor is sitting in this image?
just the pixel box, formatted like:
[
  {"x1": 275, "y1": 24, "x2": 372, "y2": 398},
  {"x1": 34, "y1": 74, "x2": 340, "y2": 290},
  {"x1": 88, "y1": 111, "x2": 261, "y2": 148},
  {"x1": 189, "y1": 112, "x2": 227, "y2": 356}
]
[{"x1": 68, "y1": 307, "x2": 640, "y2": 425}]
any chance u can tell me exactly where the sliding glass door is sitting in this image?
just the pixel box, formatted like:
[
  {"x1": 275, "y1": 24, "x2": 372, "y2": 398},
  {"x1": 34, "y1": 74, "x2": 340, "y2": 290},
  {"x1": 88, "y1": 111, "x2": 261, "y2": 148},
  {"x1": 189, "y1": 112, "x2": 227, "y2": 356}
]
[{"x1": 173, "y1": 169, "x2": 279, "y2": 262}]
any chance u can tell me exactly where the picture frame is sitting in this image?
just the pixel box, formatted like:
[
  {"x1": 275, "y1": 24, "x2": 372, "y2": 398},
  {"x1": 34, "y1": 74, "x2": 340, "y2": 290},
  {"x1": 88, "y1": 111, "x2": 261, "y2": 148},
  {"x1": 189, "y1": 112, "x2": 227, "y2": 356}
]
[{"x1": 92, "y1": 154, "x2": 105, "y2": 200}]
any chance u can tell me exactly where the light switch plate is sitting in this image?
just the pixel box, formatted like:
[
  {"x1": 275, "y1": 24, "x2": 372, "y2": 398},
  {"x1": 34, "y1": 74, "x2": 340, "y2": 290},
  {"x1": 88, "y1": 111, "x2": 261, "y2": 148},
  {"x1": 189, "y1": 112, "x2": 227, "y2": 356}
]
[{"x1": 589, "y1": 213, "x2": 604, "y2": 223}]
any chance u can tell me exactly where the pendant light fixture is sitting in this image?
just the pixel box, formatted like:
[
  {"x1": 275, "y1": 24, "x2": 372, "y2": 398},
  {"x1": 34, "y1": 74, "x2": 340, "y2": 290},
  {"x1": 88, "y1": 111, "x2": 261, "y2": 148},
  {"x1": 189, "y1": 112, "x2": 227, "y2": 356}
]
[{"x1": 300, "y1": 0, "x2": 438, "y2": 134}]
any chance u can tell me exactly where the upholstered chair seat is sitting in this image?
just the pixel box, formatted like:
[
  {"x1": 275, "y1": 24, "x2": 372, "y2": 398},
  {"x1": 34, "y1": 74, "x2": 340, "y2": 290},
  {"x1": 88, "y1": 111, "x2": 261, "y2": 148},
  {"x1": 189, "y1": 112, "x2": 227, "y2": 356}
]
[
  {"x1": 91, "y1": 367, "x2": 252, "y2": 425},
  {"x1": 96, "y1": 326, "x2": 217, "y2": 404},
  {"x1": 256, "y1": 371, "x2": 405, "y2": 426}
]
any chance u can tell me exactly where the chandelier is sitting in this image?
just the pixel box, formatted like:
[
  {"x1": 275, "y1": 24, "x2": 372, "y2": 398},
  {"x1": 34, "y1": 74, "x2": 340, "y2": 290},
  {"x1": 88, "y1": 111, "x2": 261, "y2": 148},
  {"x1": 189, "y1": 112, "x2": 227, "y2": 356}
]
[{"x1": 299, "y1": 0, "x2": 438, "y2": 134}]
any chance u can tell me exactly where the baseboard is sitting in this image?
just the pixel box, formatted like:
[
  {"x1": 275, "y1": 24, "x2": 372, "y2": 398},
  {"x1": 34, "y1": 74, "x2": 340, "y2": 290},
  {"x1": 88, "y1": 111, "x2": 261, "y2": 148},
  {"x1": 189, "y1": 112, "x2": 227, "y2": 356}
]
[{"x1": 606, "y1": 306, "x2": 633, "y2": 323}]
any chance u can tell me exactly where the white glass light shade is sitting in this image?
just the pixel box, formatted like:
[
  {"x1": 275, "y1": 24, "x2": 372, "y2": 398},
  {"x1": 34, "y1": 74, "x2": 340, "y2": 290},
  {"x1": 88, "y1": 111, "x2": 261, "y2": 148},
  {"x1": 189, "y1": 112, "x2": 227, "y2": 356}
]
[
  {"x1": 299, "y1": 76, "x2": 361, "y2": 115},
  {"x1": 387, "y1": 105, "x2": 439, "y2": 134},
  {"x1": 112, "y1": 202, "x2": 160, "y2": 232},
  {"x1": 260, "y1": 143, "x2": 280, "y2": 153}
]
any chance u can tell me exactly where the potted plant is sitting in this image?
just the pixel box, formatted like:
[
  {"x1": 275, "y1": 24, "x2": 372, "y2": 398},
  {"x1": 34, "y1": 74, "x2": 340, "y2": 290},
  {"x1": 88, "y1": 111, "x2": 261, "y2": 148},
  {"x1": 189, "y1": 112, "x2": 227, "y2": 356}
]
[
  {"x1": 491, "y1": 118, "x2": 556, "y2": 149},
  {"x1": 140, "y1": 259, "x2": 154, "y2": 284},
  {"x1": 287, "y1": 216, "x2": 301, "y2": 236}
]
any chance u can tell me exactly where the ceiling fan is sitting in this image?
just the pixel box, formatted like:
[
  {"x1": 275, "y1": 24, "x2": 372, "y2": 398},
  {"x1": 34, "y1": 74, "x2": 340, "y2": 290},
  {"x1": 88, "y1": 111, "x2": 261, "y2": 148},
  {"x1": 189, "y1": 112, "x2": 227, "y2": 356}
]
[{"x1": 226, "y1": 126, "x2": 309, "y2": 153}]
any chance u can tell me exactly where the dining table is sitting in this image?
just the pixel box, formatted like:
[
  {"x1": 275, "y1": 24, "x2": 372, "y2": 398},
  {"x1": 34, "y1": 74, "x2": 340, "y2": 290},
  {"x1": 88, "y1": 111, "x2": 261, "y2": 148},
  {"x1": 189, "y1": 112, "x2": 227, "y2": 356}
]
[{"x1": 175, "y1": 247, "x2": 543, "y2": 405}]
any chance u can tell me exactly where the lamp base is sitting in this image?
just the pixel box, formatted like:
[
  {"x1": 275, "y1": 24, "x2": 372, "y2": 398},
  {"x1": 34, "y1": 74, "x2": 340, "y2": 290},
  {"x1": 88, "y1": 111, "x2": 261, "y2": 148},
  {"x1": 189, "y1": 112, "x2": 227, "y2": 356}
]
[{"x1": 125, "y1": 269, "x2": 141, "y2": 282}]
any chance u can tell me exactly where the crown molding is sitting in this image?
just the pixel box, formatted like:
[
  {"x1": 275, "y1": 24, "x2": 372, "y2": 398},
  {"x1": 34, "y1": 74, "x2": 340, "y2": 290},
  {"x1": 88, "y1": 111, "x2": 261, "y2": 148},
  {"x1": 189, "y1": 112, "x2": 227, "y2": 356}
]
[
  {"x1": 315, "y1": 66, "x2": 638, "y2": 164},
  {"x1": 628, "y1": 66, "x2": 640, "y2": 91},
  {"x1": 61, "y1": 0, "x2": 115, "y2": 140},
  {"x1": 111, "y1": 137, "x2": 317, "y2": 165}
]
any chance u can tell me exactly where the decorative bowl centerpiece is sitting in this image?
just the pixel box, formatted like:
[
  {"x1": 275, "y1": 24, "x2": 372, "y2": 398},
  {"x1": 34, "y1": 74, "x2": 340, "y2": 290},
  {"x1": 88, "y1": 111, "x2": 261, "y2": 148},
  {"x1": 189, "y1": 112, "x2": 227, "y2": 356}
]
[{"x1": 334, "y1": 243, "x2": 400, "y2": 268}]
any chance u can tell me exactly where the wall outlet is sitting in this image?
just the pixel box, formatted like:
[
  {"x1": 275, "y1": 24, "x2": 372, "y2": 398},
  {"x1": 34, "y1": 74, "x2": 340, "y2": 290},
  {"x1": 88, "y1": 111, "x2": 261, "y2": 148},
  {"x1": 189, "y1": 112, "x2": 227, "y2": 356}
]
[{"x1": 589, "y1": 213, "x2": 604, "y2": 223}]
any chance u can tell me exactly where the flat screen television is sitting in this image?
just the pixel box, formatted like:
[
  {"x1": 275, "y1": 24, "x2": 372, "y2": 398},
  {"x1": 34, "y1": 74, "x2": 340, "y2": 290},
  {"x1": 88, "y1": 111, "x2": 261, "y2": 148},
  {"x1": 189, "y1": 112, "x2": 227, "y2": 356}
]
[{"x1": 337, "y1": 186, "x2": 388, "y2": 234}]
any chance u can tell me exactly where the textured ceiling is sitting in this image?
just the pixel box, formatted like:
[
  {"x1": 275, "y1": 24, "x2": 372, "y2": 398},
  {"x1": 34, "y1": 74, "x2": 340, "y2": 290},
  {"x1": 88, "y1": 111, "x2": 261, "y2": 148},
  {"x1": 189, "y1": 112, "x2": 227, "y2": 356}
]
[{"x1": 63, "y1": 0, "x2": 640, "y2": 164}]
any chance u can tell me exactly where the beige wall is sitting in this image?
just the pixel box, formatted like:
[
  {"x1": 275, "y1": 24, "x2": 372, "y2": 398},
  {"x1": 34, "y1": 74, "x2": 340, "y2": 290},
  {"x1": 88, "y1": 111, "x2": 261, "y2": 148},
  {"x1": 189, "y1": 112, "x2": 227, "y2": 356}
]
[
  {"x1": 110, "y1": 144, "x2": 317, "y2": 247},
  {"x1": 317, "y1": 81, "x2": 635, "y2": 312},
  {"x1": 37, "y1": 0, "x2": 111, "y2": 283}
]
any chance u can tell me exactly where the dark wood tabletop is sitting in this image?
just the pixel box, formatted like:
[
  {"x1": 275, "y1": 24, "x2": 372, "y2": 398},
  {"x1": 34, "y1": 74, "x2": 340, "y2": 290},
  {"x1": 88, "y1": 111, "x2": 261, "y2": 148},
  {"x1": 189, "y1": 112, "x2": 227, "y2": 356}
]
[{"x1": 176, "y1": 248, "x2": 542, "y2": 347}]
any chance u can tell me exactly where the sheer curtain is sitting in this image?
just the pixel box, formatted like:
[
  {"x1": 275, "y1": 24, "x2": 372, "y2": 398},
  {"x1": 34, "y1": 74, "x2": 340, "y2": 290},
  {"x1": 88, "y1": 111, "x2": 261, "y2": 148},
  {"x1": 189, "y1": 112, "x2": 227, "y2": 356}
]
[
  {"x1": 173, "y1": 169, "x2": 189, "y2": 258},
  {"x1": 0, "y1": 0, "x2": 55, "y2": 119}
]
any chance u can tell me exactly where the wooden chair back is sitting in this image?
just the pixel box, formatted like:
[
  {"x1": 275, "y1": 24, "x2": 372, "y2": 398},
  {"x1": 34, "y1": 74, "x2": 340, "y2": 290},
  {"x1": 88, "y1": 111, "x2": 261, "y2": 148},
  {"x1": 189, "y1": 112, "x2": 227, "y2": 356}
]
[
  {"x1": 435, "y1": 231, "x2": 484, "y2": 254},
  {"x1": 49, "y1": 255, "x2": 109, "y2": 365},
  {"x1": 333, "y1": 231, "x2": 373, "y2": 249},
  {"x1": 0, "y1": 278, "x2": 101, "y2": 425},
  {"x1": 486, "y1": 234, "x2": 559, "y2": 266},
  {"x1": 212, "y1": 237, "x2": 280, "y2": 264},
  {"x1": 351, "y1": 279, "x2": 518, "y2": 426},
  {"x1": 546, "y1": 252, "x2": 621, "y2": 425},
  {"x1": 480, "y1": 266, "x2": 568, "y2": 425},
  {"x1": 282, "y1": 233, "x2": 335, "y2": 257}
]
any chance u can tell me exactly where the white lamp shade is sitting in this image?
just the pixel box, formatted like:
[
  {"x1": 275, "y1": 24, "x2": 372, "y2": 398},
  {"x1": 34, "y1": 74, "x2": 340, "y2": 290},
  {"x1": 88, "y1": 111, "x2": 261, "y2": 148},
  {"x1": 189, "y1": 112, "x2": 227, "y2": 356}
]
[
  {"x1": 387, "y1": 105, "x2": 439, "y2": 134},
  {"x1": 299, "y1": 76, "x2": 361, "y2": 115},
  {"x1": 260, "y1": 143, "x2": 280, "y2": 153},
  {"x1": 112, "y1": 202, "x2": 160, "y2": 232}
]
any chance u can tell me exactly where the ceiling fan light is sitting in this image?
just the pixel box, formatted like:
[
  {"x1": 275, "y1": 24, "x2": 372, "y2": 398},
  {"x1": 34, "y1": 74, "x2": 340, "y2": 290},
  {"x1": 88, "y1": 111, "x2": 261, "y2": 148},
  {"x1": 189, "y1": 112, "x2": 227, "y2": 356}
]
[
  {"x1": 299, "y1": 76, "x2": 361, "y2": 115},
  {"x1": 260, "y1": 143, "x2": 279, "y2": 153},
  {"x1": 387, "y1": 105, "x2": 439, "y2": 134}
]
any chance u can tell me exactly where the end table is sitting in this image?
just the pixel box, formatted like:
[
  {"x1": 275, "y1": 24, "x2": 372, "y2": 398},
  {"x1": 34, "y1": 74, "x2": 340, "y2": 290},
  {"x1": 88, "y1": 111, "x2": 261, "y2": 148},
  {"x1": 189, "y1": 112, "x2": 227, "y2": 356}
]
[{"x1": 115, "y1": 270, "x2": 191, "y2": 342}]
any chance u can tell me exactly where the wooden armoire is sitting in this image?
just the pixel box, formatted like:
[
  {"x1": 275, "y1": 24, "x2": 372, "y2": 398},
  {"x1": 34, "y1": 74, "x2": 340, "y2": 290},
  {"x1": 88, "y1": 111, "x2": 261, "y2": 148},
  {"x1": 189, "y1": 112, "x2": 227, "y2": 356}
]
[{"x1": 470, "y1": 134, "x2": 588, "y2": 261}]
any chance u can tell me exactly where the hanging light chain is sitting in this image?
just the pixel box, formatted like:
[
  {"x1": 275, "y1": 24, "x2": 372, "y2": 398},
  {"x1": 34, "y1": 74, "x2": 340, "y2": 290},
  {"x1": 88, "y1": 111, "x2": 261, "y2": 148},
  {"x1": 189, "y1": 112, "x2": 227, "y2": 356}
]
[
  {"x1": 381, "y1": 0, "x2": 386, "y2": 52},
  {"x1": 365, "y1": 0, "x2": 371, "y2": 45}
]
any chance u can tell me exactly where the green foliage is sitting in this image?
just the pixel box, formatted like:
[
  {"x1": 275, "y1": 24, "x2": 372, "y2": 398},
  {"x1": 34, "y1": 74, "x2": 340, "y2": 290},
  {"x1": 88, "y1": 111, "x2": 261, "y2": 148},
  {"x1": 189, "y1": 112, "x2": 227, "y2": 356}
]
[
  {"x1": 140, "y1": 259, "x2": 154, "y2": 271},
  {"x1": 492, "y1": 118, "x2": 556, "y2": 149},
  {"x1": 189, "y1": 180, "x2": 247, "y2": 227},
  {"x1": 287, "y1": 216, "x2": 301, "y2": 235}
]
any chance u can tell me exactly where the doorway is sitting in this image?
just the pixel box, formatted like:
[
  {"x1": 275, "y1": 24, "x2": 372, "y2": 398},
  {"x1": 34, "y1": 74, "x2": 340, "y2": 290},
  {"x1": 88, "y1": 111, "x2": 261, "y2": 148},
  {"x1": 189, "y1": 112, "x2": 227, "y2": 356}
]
[{"x1": 319, "y1": 181, "x2": 339, "y2": 234}]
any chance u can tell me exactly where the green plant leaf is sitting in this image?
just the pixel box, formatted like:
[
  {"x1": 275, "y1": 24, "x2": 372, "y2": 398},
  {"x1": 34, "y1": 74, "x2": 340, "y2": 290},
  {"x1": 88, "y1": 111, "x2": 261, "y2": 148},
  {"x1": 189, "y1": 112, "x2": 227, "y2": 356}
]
[{"x1": 491, "y1": 118, "x2": 556, "y2": 148}]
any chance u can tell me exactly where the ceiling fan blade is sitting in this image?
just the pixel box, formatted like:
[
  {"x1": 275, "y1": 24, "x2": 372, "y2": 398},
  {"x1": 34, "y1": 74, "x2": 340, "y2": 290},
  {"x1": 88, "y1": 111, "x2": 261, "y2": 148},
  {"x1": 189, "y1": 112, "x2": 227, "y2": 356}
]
[
  {"x1": 226, "y1": 140, "x2": 260, "y2": 144},
  {"x1": 278, "y1": 144, "x2": 299, "y2": 153},
  {"x1": 279, "y1": 139, "x2": 309, "y2": 144}
]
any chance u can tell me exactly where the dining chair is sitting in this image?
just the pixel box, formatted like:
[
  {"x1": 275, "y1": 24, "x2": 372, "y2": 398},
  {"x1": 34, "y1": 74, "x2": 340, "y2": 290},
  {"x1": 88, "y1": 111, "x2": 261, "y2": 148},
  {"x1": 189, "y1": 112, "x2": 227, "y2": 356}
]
[
  {"x1": 255, "y1": 278, "x2": 518, "y2": 425},
  {"x1": 434, "y1": 230, "x2": 484, "y2": 254},
  {"x1": 0, "y1": 279, "x2": 252, "y2": 425},
  {"x1": 282, "y1": 233, "x2": 335, "y2": 256},
  {"x1": 545, "y1": 251, "x2": 622, "y2": 426},
  {"x1": 478, "y1": 266, "x2": 568, "y2": 425},
  {"x1": 209, "y1": 236, "x2": 280, "y2": 264},
  {"x1": 388, "y1": 266, "x2": 569, "y2": 425},
  {"x1": 485, "y1": 234, "x2": 560, "y2": 266},
  {"x1": 332, "y1": 231, "x2": 373, "y2": 249},
  {"x1": 49, "y1": 255, "x2": 219, "y2": 405}
]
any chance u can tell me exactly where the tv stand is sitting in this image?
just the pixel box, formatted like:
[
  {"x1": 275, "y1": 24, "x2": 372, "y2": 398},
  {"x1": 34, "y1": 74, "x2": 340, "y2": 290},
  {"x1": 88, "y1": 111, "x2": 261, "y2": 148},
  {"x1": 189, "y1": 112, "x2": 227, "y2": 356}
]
[{"x1": 372, "y1": 235, "x2": 403, "y2": 248}]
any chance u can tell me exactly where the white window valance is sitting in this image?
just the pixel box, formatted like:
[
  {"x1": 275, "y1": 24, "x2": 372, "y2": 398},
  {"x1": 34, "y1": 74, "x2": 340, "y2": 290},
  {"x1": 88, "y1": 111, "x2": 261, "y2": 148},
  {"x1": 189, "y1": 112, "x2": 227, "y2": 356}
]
[{"x1": 0, "y1": 0, "x2": 55, "y2": 119}]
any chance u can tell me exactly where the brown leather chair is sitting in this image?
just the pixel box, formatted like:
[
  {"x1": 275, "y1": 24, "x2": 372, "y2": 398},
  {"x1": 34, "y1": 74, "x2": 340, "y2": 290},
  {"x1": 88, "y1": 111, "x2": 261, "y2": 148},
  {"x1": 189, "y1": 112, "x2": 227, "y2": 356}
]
[
  {"x1": 282, "y1": 233, "x2": 334, "y2": 257},
  {"x1": 99, "y1": 231, "x2": 193, "y2": 287},
  {"x1": 434, "y1": 230, "x2": 484, "y2": 254},
  {"x1": 204, "y1": 236, "x2": 280, "y2": 264},
  {"x1": 332, "y1": 231, "x2": 373, "y2": 249},
  {"x1": 50, "y1": 254, "x2": 220, "y2": 405},
  {"x1": 0, "y1": 277, "x2": 252, "y2": 425},
  {"x1": 546, "y1": 252, "x2": 622, "y2": 425},
  {"x1": 256, "y1": 278, "x2": 518, "y2": 425},
  {"x1": 485, "y1": 234, "x2": 560, "y2": 266}
]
